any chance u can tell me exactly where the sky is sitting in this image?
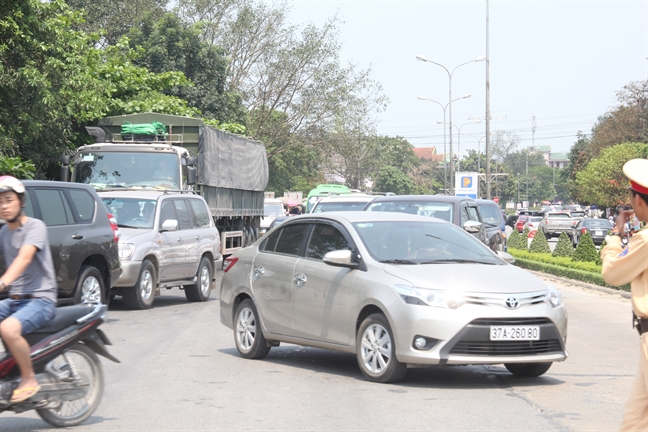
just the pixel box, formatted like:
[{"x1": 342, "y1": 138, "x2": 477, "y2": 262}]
[{"x1": 286, "y1": 0, "x2": 647, "y2": 160}]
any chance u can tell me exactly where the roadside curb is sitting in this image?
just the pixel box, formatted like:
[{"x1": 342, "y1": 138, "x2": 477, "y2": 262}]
[{"x1": 527, "y1": 270, "x2": 631, "y2": 299}]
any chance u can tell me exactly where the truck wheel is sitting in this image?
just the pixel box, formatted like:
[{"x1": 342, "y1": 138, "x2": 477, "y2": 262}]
[
  {"x1": 185, "y1": 257, "x2": 212, "y2": 302},
  {"x1": 73, "y1": 266, "x2": 106, "y2": 305},
  {"x1": 123, "y1": 260, "x2": 156, "y2": 310}
]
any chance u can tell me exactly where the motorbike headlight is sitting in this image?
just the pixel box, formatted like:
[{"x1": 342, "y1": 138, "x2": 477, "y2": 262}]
[
  {"x1": 393, "y1": 285, "x2": 466, "y2": 309},
  {"x1": 118, "y1": 243, "x2": 135, "y2": 259},
  {"x1": 544, "y1": 286, "x2": 562, "y2": 308}
]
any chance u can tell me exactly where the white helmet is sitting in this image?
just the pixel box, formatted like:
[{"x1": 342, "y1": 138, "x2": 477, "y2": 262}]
[{"x1": 0, "y1": 176, "x2": 25, "y2": 194}]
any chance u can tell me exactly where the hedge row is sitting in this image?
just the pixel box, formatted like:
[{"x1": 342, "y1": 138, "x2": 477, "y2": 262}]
[
  {"x1": 508, "y1": 249, "x2": 602, "y2": 273},
  {"x1": 511, "y1": 257, "x2": 630, "y2": 292}
]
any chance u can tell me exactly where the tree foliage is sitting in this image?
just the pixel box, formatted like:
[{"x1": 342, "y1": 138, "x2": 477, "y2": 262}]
[
  {"x1": 529, "y1": 230, "x2": 551, "y2": 254},
  {"x1": 0, "y1": 156, "x2": 36, "y2": 179},
  {"x1": 507, "y1": 230, "x2": 527, "y2": 250},
  {"x1": 373, "y1": 166, "x2": 414, "y2": 195},
  {"x1": 572, "y1": 232, "x2": 599, "y2": 263},
  {"x1": 552, "y1": 232, "x2": 574, "y2": 258},
  {"x1": 575, "y1": 142, "x2": 648, "y2": 206}
]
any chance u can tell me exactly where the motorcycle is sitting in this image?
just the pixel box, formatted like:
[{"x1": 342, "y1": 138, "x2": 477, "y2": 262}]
[{"x1": 0, "y1": 303, "x2": 119, "y2": 427}]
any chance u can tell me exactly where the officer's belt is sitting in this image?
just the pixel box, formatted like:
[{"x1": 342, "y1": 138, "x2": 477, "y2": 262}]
[{"x1": 633, "y1": 313, "x2": 648, "y2": 335}]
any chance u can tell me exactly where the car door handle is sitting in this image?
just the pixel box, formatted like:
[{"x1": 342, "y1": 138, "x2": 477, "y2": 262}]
[
  {"x1": 71, "y1": 234, "x2": 84, "y2": 240},
  {"x1": 195, "y1": 235, "x2": 200, "y2": 240},
  {"x1": 253, "y1": 265, "x2": 264, "y2": 277},
  {"x1": 177, "y1": 238, "x2": 183, "y2": 243},
  {"x1": 293, "y1": 273, "x2": 307, "y2": 286}
]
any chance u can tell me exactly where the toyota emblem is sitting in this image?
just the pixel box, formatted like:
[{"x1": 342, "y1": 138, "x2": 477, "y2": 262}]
[{"x1": 505, "y1": 297, "x2": 519, "y2": 309}]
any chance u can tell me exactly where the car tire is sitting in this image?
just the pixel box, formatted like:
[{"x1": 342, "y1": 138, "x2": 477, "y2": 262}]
[
  {"x1": 123, "y1": 260, "x2": 156, "y2": 310},
  {"x1": 234, "y1": 299, "x2": 271, "y2": 359},
  {"x1": 185, "y1": 256, "x2": 212, "y2": 302},
  {"x1": 73, "y1": 266, "x2": 106, "y2": 305},
  {"x1": 504, "y1": 362, "x2": 552, "y2": 377},
  {"x1": 356, "y1": 313, "x2": 407, "y2": 383}
]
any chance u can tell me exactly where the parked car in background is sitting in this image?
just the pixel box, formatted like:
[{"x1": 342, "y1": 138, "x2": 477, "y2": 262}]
[
  {"x1": 364, "y1": 195, "x2": 490, "y2": 248},
  {"x1": 260, "y1": 198, "x2": 285, "y2": 236},
  {"x1": 310, "y1": 195, "x2": 376, "y2": 213},
  {"x1": 524, "y1": 216, "x2": 544, "y2": 232},
  {"x1": 516, "y1": 207, "x2": 529, "y2": 215},
  {"x1": 0, "y1": 181, "x2": 121, "y2": 305},
  {"x1": 570, "y1": 218, "x2": 613, "y2": 246},
  {"x1": 516, "y1": 215, "x2": 529, "y2": 232},
  {"x1": 568, "y1": 210, "x2": 586, "y2": 222},
  {"x1": 475, "y1": 199, "x2": 507, "y2": 252},
  {"x1": 220, "y1": 212, "x2": 568, "y2": 383},
  {"x1": 101, "y1": 190, "x2": 222, "y2": 309},
  {"x1": 538, "y1": 212, "x2": 574, "y2": 239}
]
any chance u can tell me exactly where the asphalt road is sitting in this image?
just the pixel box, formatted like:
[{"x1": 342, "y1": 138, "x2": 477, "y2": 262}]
[{"x1": 0, "y1": 275, "x2": 639, "y2": 431}]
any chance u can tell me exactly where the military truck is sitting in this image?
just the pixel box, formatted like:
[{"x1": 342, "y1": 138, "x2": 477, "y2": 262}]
[{"x1": 60, "y1": 113, "x2": 268, "y2": 255}]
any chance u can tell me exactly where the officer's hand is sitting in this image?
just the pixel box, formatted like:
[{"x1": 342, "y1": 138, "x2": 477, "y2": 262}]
[{"x1": 615, "y1": 210, "x2": 634, "y2": 235}]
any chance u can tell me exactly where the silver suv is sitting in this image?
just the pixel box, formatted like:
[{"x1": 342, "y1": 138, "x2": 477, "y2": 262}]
[{"x1": 101, "y1": 190, "x2": 222, "y2": 309}]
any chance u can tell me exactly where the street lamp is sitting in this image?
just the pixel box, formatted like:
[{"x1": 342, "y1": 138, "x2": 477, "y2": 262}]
[
  {"x1": 462, "y1": 132, "x2": 486, "y2": 198},
  {"x1": 438, "y1": 119, "x2": 481, "y2": 173},
  {"x1": 416, "y1": 54, "x2": 485, "y2": 194},
  {"x1": 525, "y1": 146, "x2": 536, "y2": 206},
  {"x1": 417, "y1": 94, "x2": 471, "y2": 194},
  {"x1": 516, "y1": 175, "x2": 520, "y2": 207}
]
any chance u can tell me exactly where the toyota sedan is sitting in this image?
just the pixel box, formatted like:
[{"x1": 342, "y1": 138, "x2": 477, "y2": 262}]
[{"x1": 219, "y1": 212, "x2": 568, "y2": 383}]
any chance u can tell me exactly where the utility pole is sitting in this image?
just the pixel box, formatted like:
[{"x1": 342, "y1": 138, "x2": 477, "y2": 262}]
[{"x1": 485, "y1": 0, "x2": 492, "y2": 199}]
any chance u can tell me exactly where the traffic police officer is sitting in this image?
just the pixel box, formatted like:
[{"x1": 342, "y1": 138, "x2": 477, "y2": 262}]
[{"x1": 601, "y1": 158, "x2": 648, "y2": 431}]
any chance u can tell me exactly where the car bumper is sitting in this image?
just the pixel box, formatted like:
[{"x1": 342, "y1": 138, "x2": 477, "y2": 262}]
[
  {"x1": 113, "y1": 260, "x2": 142, "y2": 288},
  {"x1": 389, "y1": 301, "x2": 568, "y2": 366}
]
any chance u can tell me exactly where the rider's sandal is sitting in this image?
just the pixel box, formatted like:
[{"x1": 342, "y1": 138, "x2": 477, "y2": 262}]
[{"x1": 10, "y1": 384, "x2": 41, "y2": 403}]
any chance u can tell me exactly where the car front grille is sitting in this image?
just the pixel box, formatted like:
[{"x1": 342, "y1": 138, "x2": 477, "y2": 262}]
[
  {"x1": 450, "y1": 339, "x2": 563, "y2": 356},
  {"x1": 470, "y1": 318, "x2": 552, "y2": 326}
]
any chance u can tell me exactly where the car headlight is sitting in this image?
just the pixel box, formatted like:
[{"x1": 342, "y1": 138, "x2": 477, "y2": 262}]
[
  {"x1": 544, "y1": 286, "x2": 562, "y2": 308},
  {"x1": 118, "y1": 243, "x2": 135, "y2": 259},
  {"x1": 393, "y1": 285, "x2": 466, "y2": 309}
]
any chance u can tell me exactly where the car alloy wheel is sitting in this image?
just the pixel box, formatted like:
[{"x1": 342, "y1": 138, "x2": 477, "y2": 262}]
[
  {"x1": 234, "y1": 299, "x2": 271, "y2": 359},
  {"x1": 81, "y1": 276, "x2": 102, "y2": 305},
  {"x1": 237, "y1": 307, "x2": 256, "y2": 351},
  {"x1": 199, "y1": 264, "x2": 210, "y2": 295},
  {"x1": 360, "y1": 323, "x2": 393, "y2": 374},
  {"x1": 139, "y1": 269, "x2": 153, "y2": 301}
]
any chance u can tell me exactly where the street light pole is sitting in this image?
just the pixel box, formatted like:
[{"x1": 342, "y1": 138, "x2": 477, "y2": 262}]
[
  {"x1": 418, "y1": 94, "x2": 471, "y2": 194},
  {"x1": 417, "y1": 54, "x2": 485, "y2": 194},
  {"x1": 439, "y1": 120, "x2": 481, "y2": 173}
]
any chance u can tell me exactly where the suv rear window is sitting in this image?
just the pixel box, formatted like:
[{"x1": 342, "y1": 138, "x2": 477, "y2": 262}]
[
  {"x1": 67, "y1": 189, "x2": 95, "y2": 223},
  {"x1": 189, "y1": 199, "x2": 211, "y2": 228}
]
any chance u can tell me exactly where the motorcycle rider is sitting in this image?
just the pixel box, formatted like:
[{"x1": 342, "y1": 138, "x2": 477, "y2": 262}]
[{"x1": 0, "y1": 176, "x2": 57, "y2": 403}]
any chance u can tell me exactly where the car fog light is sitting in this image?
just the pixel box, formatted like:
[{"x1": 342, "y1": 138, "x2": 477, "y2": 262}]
[{"x1": 414, "y1": 337, "x2": 426, "y2": 349}]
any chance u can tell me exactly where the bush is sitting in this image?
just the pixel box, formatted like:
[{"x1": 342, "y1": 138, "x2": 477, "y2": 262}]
[
  {"x1": 597, "y1": 239, "x2": 607, "y2": 266},
  {"x1": 509, "y1": 249, "x2": 602, "y2": 273},
  {"x1": 523, "y1": 226, "x2": 530, "y2": 238},
  {"x1": 0, "y1": 156, "x2": 36, "y2": 179},
  {"x1": 552, "y1": 232, "x2": 574, "y2": 258},
  {"x1": 529, "y1": 230, "x2": 551, "y2": 254},
  {"x1": 508, "y1": 230, "x2": 527, "y2": 250},
  {"x1": 572, "y1": 232, "x2": 599, "y2": 263}
]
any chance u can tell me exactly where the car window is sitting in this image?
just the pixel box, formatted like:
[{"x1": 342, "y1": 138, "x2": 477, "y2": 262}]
[
  {"x1": 33, "y1": 188, "x2": 74, "y2": 226},
  {"x1": 548, "y1": 213, "x2": 571, "y2": 219},
  {"x1": 366, "y1": 201, "x2": 452, "y2": 221},
  {"x1": 274, "y1": 224, "x2": 309, "y2": 256},
  {"x1": 67, "y1": 189, "x2": 95, "y2": 223},
  {"x1": 260, "y1": 229, "x2": 281, "y2": 252},
  {"x1": 306, "y1": 224, "x2": 352, "y2": 259},
  {"x1": 466, "y1": 206, "x2": 480, "y2": 222},
  {"x1": 159, "y1": 201, "x2": 178, "y2": 228},
  {"x1": 102, "y1": 197, "x2": 156, "y2": 228},
  {"x1": 313, "y1": 201, "x2": 370, "y2": 212},
  {"x1": 189, "y1": 199, "x2": 211, "y2": 228},
  {"x1": 173, "y1": 200, "x2": 194, "y2": 230},
  {"x1": 478, "y1": 205, "x2": 501, "y2": 225},
  {"x1": 23, "y1": 189, "x2": 34, "y2": 218},
  {"x1": 584, "y1": 220, "x2": 612, "y2": 228}
]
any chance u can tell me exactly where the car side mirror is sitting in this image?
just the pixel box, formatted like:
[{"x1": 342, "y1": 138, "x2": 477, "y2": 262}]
[
  {"x1": 187, "y1": 166, "x2": 196, "y2": 186},
  {"x1": 496, "y1": 251, "x2": 515, "y2": 264},
  {"x1": 323, "y1": 250, "x2": 359, "y2": 269},
  {"x1": 571, "y1": 224, "x2": 576, "y2": 229},
  {"x1": 160, "y1": 219, "x2": 179, "y2": 232},
  {"x1": 463, "y1": 220, "x2": 482, "y2": 233}
]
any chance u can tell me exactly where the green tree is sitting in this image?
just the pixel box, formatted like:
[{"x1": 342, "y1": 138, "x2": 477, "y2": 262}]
[
  {"x1": 529, "y1": 230, "x2": 551, "y2": 254},
  {"x1": 373, "y1": 166, "x2": 414, "y2": 195},
  {"x1": 575, "y1": 142, "x2": 648, "y2": 206},
  {"x1": 0, "y1": 156, "x2": 36, "y2": 179},
  {"x1": 507, "y1": 230, "x2": 527, "y2": 250},
  {"x1": 552, "y1": 232, "x2": 574, "y2": 258},
  {"x1": 572, "y1": 232, "x2": 599, "y2": 263},
  {"x1": 127, "y1": 13, "x2": 246, "y2": 124}
]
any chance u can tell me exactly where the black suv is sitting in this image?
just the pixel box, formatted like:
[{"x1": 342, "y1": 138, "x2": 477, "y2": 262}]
[{"x1": 0, "y1": 181, "x2": 121, "y2": 305}]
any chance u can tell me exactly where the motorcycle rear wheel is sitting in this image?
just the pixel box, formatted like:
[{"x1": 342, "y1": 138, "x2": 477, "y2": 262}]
[{"x1": 37, "y1": 343, "x2": 104, "y2": 427}]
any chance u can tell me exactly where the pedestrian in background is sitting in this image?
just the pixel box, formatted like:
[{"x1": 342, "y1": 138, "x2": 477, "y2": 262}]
[{"x1": 601, "y1": 158, "x2": 648, "y2": 432}]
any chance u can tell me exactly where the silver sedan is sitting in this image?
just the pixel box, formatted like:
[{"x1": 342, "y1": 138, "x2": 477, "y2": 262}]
[{"x1": 219, "y1": 212, "x2": 568, "y2": 383}]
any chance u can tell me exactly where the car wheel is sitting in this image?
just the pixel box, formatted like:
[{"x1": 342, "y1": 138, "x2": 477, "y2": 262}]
[
  {"x1": 234, "y1": 299, "x2": 271, "y2": 359},
  {"x1": 185, "y1": 256, "x2": 212, "y2": 302},
  {"x1": 504, "y1": 362, "x2": 552, "y2": 377},
  {"x1": 356, "y1": 313, "x2": 407, "y2": 383},
  {"x1": 123, "y1": 260, "x2": 156, "y2": 310},
  {"x1": 73, "y1": 266, "x2": 106, "y2": 305}
]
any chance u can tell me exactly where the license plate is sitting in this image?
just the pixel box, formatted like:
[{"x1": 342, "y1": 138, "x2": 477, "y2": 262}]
[
  {"x1": 595, "y1": 230, "x2": 603, "y2": 236},
  {"x1": 490, "y1": 326, "x2": 540, "y2": 341}
]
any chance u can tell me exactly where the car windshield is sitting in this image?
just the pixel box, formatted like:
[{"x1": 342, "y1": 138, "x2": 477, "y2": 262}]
[
  {"x1": 584, "y1": 220, "x2": 612, "y2": 228},
  {"x1": 478, "y1": 205, "x2": 502, "y2": 226},
  {"x1": 313, "y1": 201, "x2": 370, "y2": 212},
  {"x1": 264, "y1": 203, "x2": 284, "y2": 217},
  {"x1": 548, "y1": 213, "x2": 571, "y2": 219},
  {"x1": 570, "y1": 211, "x2": 585, "y2": 217},
  {"x1": 73, "y1": 151, "x2": 180, "y2": 190},
  {"x1": 102, "y1": 197, "x2": 157, "y2": 229},
  {"x1": 365, "y1": 201, "x2": 453, "y2": 222},
  {"x1": 529, "y1": 216, "x2": 543, "y2": 222},
  {"x1": 352, "y1": 220, "x2": 501, "y2": 265}
]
